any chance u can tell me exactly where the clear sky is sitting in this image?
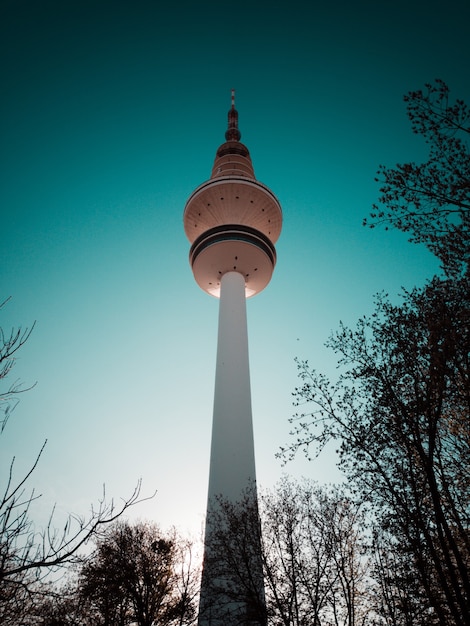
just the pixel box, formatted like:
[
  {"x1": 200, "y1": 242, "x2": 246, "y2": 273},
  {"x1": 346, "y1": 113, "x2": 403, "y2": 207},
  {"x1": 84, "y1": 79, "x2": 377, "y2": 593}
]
[{"x1": 1, "y1": 0, "x2": 469, "y2": 538}]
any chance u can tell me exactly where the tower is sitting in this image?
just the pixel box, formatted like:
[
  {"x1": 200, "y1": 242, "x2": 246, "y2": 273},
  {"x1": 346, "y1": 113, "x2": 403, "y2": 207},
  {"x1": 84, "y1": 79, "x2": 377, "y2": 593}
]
[{"x1": 184, "y1": 92, "x2": 282, "y2": 625}]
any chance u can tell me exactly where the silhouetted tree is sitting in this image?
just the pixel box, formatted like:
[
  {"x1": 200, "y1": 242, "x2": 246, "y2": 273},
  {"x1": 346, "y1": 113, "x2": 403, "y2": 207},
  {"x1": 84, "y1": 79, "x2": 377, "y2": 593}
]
[
  {"x1": 0, "y1": 300, "x2": 146, "y2": 625},
  {"x1": 365, "y1": 79, "x2": 470, "y2": 276},
  {"x1": 284, "y1": 80, "x2": 470, "y2": 625},
  {"x1": 282, "y1": 274, "x2": 470, "y2": 624},
  {"x1": 206, "y1": 479, "x2": 373, "y2": 626},
  {"x1": 22, "y1": 579, "x2": 87, "y2": 626},
  {"x1": 78, "y1": 520, "x2": 198, "y2": 626},
  {"x1": 265, "y1": 479, "x2": 372, "y2": 626},
  {"x1": 369, "y1": 527, "x2": 441, "y2": 626}
]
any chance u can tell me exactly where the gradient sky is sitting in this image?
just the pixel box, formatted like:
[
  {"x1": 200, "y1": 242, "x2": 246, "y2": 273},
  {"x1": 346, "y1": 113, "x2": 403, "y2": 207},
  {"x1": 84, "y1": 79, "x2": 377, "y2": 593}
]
[{"x1": 1, "y1": 0, "x2": 469, "y2": 538}]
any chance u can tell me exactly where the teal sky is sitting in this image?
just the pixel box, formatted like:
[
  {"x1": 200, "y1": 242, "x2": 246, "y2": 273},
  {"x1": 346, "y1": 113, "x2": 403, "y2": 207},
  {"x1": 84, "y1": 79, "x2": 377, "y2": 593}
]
[{"x1": 1, "y1": 0, "x2": 469, "y2": 536}]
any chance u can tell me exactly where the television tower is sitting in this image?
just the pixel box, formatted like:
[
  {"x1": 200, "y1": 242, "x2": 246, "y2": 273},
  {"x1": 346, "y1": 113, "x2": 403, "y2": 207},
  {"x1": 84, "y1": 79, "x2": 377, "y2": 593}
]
[{"x1": 183, "y1": 91, "x2": 282, "y2": 625}]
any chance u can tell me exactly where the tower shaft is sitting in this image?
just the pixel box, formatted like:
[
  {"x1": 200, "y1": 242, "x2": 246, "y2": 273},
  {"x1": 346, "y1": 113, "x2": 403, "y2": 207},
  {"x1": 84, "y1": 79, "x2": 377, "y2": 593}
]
[
  {"x1": 210, "y1": 271, "x2": 256, "y2": 503},
  {"x1": 198, "y1": 271, "x2": 266, "y2": 626}
]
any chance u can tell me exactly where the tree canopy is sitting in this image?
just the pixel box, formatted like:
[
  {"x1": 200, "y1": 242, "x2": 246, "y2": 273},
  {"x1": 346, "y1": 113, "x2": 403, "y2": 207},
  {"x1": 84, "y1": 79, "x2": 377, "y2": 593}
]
[
  {"x1": 284, "y1": 81, "x2": 470, "y2": 625},
  {"x1": 366, "y1": 79, "x2": 470, "y2": 276},
  {"x1": 200, "y1": 480, "x2": 371, "y2": 626},
  {"x1": 28, "y1": 520, "x2": 199, "y2": 626},
  {"x1": 78, "y1": 520, "x2": 198, "y2": 626}
]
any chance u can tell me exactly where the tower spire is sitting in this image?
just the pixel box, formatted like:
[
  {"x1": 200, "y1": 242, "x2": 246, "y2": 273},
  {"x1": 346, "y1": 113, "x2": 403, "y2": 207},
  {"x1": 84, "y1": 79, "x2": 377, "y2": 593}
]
[{"x1": 225, "y1": 88, "x2": 241, "y2": 141}]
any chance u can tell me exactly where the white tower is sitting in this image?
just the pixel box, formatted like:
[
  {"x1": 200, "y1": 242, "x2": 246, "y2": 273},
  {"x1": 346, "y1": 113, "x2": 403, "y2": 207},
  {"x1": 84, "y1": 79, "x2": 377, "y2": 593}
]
[{"x1": 184, "y1": 92, "x2": 282, "y2": 625}]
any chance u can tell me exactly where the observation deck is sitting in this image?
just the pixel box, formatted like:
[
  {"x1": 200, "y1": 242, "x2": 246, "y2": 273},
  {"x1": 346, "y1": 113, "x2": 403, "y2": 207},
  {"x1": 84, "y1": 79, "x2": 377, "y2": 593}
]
[{"x1": 183, "y1": 94, "x2": 282, "y2": 297}]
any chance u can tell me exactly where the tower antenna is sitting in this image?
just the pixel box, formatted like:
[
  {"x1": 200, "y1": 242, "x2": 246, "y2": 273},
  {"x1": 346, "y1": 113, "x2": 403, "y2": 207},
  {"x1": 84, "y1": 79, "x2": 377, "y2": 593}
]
[{"x1": 225, "y1": 88, "x2": 240, "y2": 141}]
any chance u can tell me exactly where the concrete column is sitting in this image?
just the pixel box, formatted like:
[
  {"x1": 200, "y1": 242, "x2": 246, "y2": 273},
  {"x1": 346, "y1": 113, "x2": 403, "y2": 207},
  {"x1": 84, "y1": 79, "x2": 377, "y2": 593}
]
[
  {"x1": 198, "y1": 271, "x2": 266, "y2": 626},
  {"x1": 208, "y1": 271, "x2": 256, "y2": 503}
]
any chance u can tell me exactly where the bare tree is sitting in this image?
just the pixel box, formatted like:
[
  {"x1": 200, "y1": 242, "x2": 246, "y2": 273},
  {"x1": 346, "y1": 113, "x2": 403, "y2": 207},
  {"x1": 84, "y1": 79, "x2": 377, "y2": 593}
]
[
  {"x1": 78, "y1": 521, "x2": 199, "y2": 626},
  {"x1": 262, "y1": 479, "x2": 371, "y2": 626},
  {"x1": 19, "y1": 578, "x2": 89, "y2": 626},
  {"x1": 282, "y1": 275, "x2": 470, "y2": 624},
  {"x1": 0, "y1": 298, "x2": 35, "y2": 433},
  {"x1": 0, "y1": 300, "x2": 148, "y2": 624},
  {"x1": 365, "y1": 79, "x2": 470, "y2": 276},
  {"x1": 204, "y1": 479, "x2": 373, "y2": 626},
  {"x1": 283, "y1": 81, "x2": 470, "y2": 625},
  {"x1": 369, "y1": 527, "x2": 439, "y2": 626}
]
